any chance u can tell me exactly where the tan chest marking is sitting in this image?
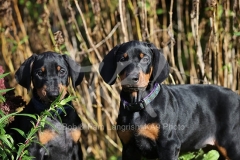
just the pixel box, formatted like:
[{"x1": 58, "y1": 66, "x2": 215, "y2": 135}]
[
  {"x1": 70, "y1": 129, "x2": 81, "y2": 143},
  {"x1": 215, "y1": 141, "x2": 230, "y2": 160},
  {"x1": 138, "y1": 123, "x2": 159, "y2": 140}
]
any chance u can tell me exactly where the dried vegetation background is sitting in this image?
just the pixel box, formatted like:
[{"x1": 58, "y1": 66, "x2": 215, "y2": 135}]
[{"x1": 0, "y1": 0, "x2": 240, "y2": 159}]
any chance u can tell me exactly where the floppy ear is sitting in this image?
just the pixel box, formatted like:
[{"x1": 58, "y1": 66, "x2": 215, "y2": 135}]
[
  {"x1": 99, "y1": 45, "x2": 120, "y2": 85},
  {"x1": 63, "y1": 55, "x2": 84, "y2": 88},
  {"x1": 15, "y1": 54, "x2": 37, "y2": 90},
  {"x1": 148, "y1": 43, "x2": 170, "y2": 83}
]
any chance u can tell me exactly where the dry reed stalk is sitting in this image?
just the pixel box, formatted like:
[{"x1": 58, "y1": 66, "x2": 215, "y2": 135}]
[
  {"x1": 176, "y1": 0, "x2": 186, "y2": 83},
  {"x1": 127, "y1": 0, "x2": 142, "y2": 40},
  {"x1": 191, "y1": 0, "x2": 205, "y2": 78},
  {"x1": 168, "y1": 0, "x2": 176, "y2": 70},
  {"x1": 119, "y1": 0, "x2": 129, "y2": 42},
  {"x1": 140, "y1": 0, "x2": 149, "y2": 41},
  {"x1": 74, "y1": 0, "x2": 102, "y2": 61},
  {"x1": 12, "y1": 0, "x2": 32, "y2": 58}
]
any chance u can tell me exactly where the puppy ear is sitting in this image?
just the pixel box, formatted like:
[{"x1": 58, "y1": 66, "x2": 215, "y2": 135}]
[
  {"x1": 148, "y1": 43, "x2": 170, "y2": 83},
  {"x1": 15, "y1": 54, "x2": 37, "y2": 90},
  {"x1": 99, "y1": 45, "x2": 120, "y2": 85},
  {"x1": 63, "y1": 55, "x2": 84, "y2": 88}
]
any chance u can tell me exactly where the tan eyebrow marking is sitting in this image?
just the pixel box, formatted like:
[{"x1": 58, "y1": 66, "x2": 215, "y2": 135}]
[
  {"x1": 123, "y1": 53, "x2": 128, "y2": 58},
  {"x1": 139, "y1": 53, "x2": 144, "y2": 59},
  {"x1": 41, "y1": 67, "x2": 45, "y2": 72},
  {"x1": 57, "y1": 66, "x2": 61, "y2": 71}
]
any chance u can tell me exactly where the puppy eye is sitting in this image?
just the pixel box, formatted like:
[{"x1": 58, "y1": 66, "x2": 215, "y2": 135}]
[
  {"x1": 59, "y1": 69, "x2": 66, "y2": 75},
  {"x1": 141, "y1": 57, "x2": 149, "y2": 63},
  {"x1": 120, "y1": 57, "x2": 127, "y2": 62},
  {"x1": 37, "y1": 71, "x2": 43, "y2": 76}
]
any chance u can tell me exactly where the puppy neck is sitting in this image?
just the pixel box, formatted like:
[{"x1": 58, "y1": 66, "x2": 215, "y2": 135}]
[{"x1": 120, "y1": 83, "x2": 154, "y2": 103}]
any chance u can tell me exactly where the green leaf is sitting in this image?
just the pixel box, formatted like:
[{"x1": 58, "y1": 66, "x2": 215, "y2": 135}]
[
  {"x1": 217, "y1": 5, "x2": 223, "y2": 19},
  {"x1": 11, "y1": 128, "x2": 26, "y2": 138},
  {"x1": 19, "y1": 113, "x2": 37, "y2": 120},
  {"x1": 59, "y1": 96, "x2": 76, "y2": 106},
  {"x1": 19, "y1": 149, "x2": 31, "y2": 160},
  {"x1": 16, "y1": 144, "x2": 26, "y2": 159},
  {"x1": 19, "y1": 36, "x2": 29, "y2": 45},
  {"x1": 109, "y1": 156, "x2": 118, "y2": 160},
  {"x1": 26, "y1": 128, "x2": 38, "y2": 140},
  {"x1": 194, "y1": 149, "x2": 205, "y2": 160},
  {"x1": 145, "y1": 1, "x2": 150, "y2": 9},
  {"x1": 203, "y1": 150, "x2": 220, "y2": 160},
  {"x1": 43, "y1": 111, "x2": 53, "y2": 117},
  {"x1": 60, "y1": 44, "x2": 66, "y2": 50},
  {"x1": 179, "y1": 152, "x2": 195, "y2": 160},
  {"x1": 0, "y1": 112, "x2": 18, "y2": 124},
  {"x1": 234, "y1": 32, "x2": 240, "y2": 36},
  {"x1": 19, "y1": 0, "x2": 25, "y2": 5},
  {"x1": 0, "y1": 88, "x2": 14, "y2": 94},
  {"x1": 0, "y1": 96, "x2": 6, "y2": 103},
  {"x1": 40, "y1": 116, "x2": 47, "y2": 128},
  {"x1": 0, "y1": 134, "x2": 14, "y2": 148},
  {"x1": 0, "y1": 113, "x2": 37, "y2": 127},
  {"x1": 0, "y1": 72, "x2": 10, "y2": 79},
  {"x1": 50, "y1": 93, "x2": 62, "y2": 107},
  {"x1": 156, "y1": 8, "x2": 164, "y2": 15}
]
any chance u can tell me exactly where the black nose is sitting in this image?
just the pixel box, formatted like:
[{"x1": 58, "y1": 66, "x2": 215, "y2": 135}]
[
  {"x1": 127, "y1": 72, "x2": 139, "y2": 83},
  {"x1": 47, "y1": 92, "x2": 59, "y2": 101}
]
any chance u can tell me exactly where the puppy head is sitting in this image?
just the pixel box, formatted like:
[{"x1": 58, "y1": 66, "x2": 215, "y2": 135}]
[
  {"x1": 15, "y1": 52, "x2": 84, "y2": 102},
  {"x1": 115, "y1": 42, "x2": 153, "y2": 89},
  {"x1": 99, "y1": 41, "x2": 169, "y2": 88},
  {"x1": 29, "y1": 118, "x2": 82, "y2": 160}
]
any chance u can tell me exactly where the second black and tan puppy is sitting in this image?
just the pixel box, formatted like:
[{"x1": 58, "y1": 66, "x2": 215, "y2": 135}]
[
  {"x1": 8, "y1": 51, "x2": 84, "y2": 159},
  {"x1": 99, "y1": 41, "x2": 240, "y2": 160}
]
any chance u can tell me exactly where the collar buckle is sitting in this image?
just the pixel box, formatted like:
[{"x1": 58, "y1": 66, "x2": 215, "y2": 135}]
[
  {"x1": 123, "y1": 100, "x2": 146, "y2": 112},
  {"x1": 121, "y1": 83, "x2": 160, "y2": 112}
]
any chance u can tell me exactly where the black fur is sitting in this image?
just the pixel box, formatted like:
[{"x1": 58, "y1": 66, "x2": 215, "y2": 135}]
[
  {"x1": 8, "y1": 51, "x2": 83, "y2": 160},
  {"x1": 99, "y1": 40, "x2": 240, "y2": 160}
]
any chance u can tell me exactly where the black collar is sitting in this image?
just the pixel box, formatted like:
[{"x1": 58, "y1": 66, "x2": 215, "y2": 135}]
[{"x1": 121, "y1": 83, "x2": 160, "y2": 112}]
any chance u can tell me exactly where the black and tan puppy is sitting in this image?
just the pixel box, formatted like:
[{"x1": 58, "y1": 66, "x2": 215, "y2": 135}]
[
  {"x1": 28, "y1": 117, "x2": 82, "y2": 160},
  {"x1": 8, "y1": 51, "x2": 84, "y2": 159},
  {"x1": 99, "y1": 41, "x2": 240, "y2": 160}
]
